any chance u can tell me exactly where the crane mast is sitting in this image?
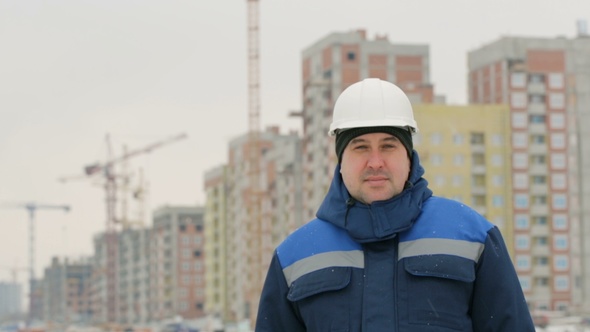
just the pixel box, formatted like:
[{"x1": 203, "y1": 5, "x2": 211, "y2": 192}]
[
  {"x1": 0, "y1": 202, "x2": 70, "y2": 328},
  {"x1": 246, "y1": 0, "x2": 262, "y2": 325}
]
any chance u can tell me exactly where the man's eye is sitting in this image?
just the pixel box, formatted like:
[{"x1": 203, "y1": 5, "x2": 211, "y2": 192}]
[{"x1": 353, "y1": 145, "x2": 367, "y2": 150}]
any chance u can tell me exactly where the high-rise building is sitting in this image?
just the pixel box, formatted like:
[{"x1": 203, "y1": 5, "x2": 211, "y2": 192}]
[
  {"x1": 468, "y1": 34, "x2": 590, "y2": 312},
  {"x1": 206, "y1": 126, "x2": 301, "y2": 327},
  {"x1": 42, "y1": 257, "x2": 92, "y2": 329},
  {"x1": 150, "y1": 206, "x2": 206, "y2": 321},
  {"x1": 0, "y1": 281, "x2": 22, "y2": 321},
  {"x1": 300, "y1": 29, "x2": 436, "y2": 221},
  {"x1": 118, "y1": 228, "x2": 151, "y2": 325},
  {"x1": 413, "y1": 104, "x2": 514, "y2": 252}
]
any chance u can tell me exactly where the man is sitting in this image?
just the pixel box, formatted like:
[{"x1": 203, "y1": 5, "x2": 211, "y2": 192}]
[{"x1": 255, "y1": 78, "x2": 535, "y2": 331}]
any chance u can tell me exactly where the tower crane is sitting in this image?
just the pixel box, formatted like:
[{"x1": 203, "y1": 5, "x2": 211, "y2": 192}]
[
  {"x1": 0, "y1": 202, "x2": 70, "y2": 325},
  {"x1": 246, "y1": 0, "x2": 263, "y2": 326},
  {"x1": 58, "y1": 132, "x2": 187, "y2": 323}
]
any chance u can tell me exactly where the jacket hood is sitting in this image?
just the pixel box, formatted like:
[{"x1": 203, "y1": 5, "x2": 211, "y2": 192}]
[{"x1": 316, "y1": 150, "x2": 433, "y2": 243}]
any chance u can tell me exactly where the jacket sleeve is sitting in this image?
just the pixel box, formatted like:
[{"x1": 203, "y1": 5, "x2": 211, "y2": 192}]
[
  {"x1": 471, "y1": 226, "x2": 535, "y2": 331},
  {"x1": 255, "y1": 251, "x2": 305, "y2": 332}
]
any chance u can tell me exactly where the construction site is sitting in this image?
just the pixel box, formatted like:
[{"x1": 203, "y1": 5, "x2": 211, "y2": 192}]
[{"x1": 3, "y1": 1, "x2": 590, "y2": 332}]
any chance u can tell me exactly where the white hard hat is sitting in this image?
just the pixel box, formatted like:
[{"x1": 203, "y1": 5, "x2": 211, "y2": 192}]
[{"x1": 328, "y1": 78, "x2": 418, "y2": 136}]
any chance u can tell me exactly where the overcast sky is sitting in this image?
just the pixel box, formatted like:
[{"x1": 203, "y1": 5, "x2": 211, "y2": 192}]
[{"x1": 0, "y1": 0, "x2": 588, "y2": 292}]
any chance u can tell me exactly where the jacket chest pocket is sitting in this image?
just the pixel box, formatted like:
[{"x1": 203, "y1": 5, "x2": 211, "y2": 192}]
[
  {"x1": 287, "y1": 267, "x2": 354, "y2": 332},
  {"x1": 402, "y1": 255, "x2": 475, "y2": 331}
]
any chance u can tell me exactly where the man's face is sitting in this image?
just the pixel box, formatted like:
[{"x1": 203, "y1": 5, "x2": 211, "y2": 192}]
[{"x1": 340, "y1": 132, "x2": 410, "y2": 204}]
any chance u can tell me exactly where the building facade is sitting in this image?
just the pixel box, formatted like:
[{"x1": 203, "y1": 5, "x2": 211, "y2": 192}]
[
  {"x1": 205, "y1": 126, "x2": 301, "y2": 327},
  {"x1": 203, "y1": 165, "x2": 228, "y2": 322},
  {"x1": 468, "y1": 34, "x2": 590, "y2": 312},
  {"x1": 412, "y1": 104, "x2": 514, "y2": 252},
  {"x1": 150, "y1": 206, "x2": 206, "y2": 321},
  {"x1": 0, "y1": 281, "x2": 22, "y2": 321},
  {"x1": 42, "y1": 257, "x2": 93, "y2": 329}
]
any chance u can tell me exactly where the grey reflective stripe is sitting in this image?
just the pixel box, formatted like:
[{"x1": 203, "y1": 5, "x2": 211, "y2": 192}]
[
  {"x1": 283, "y1": 250, "x2": 364, "y2": 286},
  {"x1": 398, "y1": 238, "x2": 485, "y2": 262}
]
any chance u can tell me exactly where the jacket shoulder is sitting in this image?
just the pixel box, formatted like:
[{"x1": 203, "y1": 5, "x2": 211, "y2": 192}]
[{"x1": 276, "y1": 219, "x2": 361, "y2": 269}]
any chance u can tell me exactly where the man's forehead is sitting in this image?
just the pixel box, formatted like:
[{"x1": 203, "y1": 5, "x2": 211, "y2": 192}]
[{"x1": 349, "y1": 132, "x2": 400, "y2": 143}]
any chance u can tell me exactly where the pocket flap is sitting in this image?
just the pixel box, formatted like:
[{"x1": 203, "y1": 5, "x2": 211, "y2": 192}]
[
  {"x1": 287, "y1": 267, "x2": 351, "y2": 302},
  {"x1": 404, "y1": 255, "x2": 475, "y2": 282}
]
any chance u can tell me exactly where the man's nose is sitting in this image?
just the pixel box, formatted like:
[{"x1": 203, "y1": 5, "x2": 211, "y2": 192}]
[{"x1": 366, "y1": 150, "x2": 385, "y2": 169}]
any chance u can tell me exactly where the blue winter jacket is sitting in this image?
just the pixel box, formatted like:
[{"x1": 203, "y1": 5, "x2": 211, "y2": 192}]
[{"x1": 255, "y1": 151, "x2": 535, "y2": 331}]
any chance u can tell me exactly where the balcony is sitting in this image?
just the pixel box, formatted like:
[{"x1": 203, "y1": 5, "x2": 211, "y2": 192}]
[
  {"x1": 528, "y1": 103, "x2": 546, "y2": 115},
  {"x1": 530, "y1": 204, "x2": 549, "y2": 215},
  {"x1": 529, "y1": 144, "x2": 548, "y2": 155},
  {"x1": 529, "y1": 123, "x2": 546, "y2": 135},
  {"x1": 530, "y1": 224, "x2": 550, "y2": 237},
  {"x1": 528, "y1": 82, "x2": 546, "y2": 95},
  {"x1": 530, "y1": 183, "x2": 549, "y2": 195}
]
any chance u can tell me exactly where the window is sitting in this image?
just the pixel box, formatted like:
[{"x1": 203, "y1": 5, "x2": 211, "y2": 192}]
[
  {"x1": 532, "y1": 216, "x2": 547, "y2": 225},
  {"x1": 549, "y1": 93, "x2": 565, "y2": 109},
  {"x1": 531, "y1": 195, "x2": 547, "y2": 205},
  {"x1": 453, "y1": 133, "x2": 464, "y2": 145},
  {"x1": 548, "y1": 73, "x2": 564, "y2": 89},
  {"x1": 491, "y1": 154, "x2": 503, "y2": 167},
  {"x1": 530, "y1": 115, "x2": 546, "y2": 124},
  {"x1": 492, "y1": 175, "x2": 504, "y2": 186},
  {"x1": 516, "y1": 255, "x2": 530, "y2": 270},
  {"x1": 515, "y1": 214, "x2": 529, "y2": 229},
  {"x1": 452, "y1": 175, "x2": 463, "y2": 186},
  {"x1": 472, "y1": 153, "x2": 485, "y2": 166},
  {"x1": 551, "y1": 154, "x2": 566, "y2": 169},
  {"x1": 513, "y1": 153, "x2": 528, "y2": 168},
  {"x1": 552, "y1": 194, "x2": 567, "y2": 209},
  {"x1": 470, "y1": 133, "x2": 484, "y2": 144},
  {"x1": 513, "y1": 173, "x2": 528, "y2": 189},
  {"x1": 555, "y1": 276, "x2": 569, "y2": 291},
  {"x1": 492, "y1": 195, "x2": 504, "y2": 207},
  {"x1": 434, "y1": 175, "x2": 445, "y2": 186},
  {"x1": 347, "y1": 52, "x2": 356, "y2": 61},
  {"x1": 533, "y1": 237, "x2": 548, "y2": 246},
  {"x1": 194, "y1": 235, "x2": 203, "y2": 245},
  {"x1": 512, "y1": 112, "x2": 527, "y2": 128},
  {"x1": 531, "y1": 135, "x2": 545, "y2": 144},
  {"x1": 531, "y1": 175, "x2": 546, "y2": 184},
  {"x1": 431, "y1": 133, "x2": 442, "y2": 145},
  {"x1": 554, "y1": 235, "x2": 568, "y2": 250},
  {"x1": 514, "y1": 194, "x2": 529, "y2": 209},
  {"x1": 453, "y1": 154, "x2": 464, "y2": 166},
  {"x1": 512, "y1": 132, "x2": 527, "y2": 148},
  {"x1": 550, "y1": 113, "x2": 565, "y2": 129},
  {"x1": 511, "y1": 72, "x2": 526, "y2": 88},
  {"x1": 531, "y1": 155, "x2": 546, "y2": 165},
  {"x1": 551, "y1": 173, "x2": 566, "y2": 189},
  {"x1": 550, "y1": 133, "x2": 566, "y2": 149},
  {"x1": 529, "y1": 94, "x2": 546, "y2": 104},
  {"x1": 553, "y1": 214, "x2": 567, "y2": 230},
  {"x1": 491, "y1": 134, "x2": 503, "y2": 146},
  {"x1": 529, "y1": 73, "x2": 545, "y2": 84},
  {"x1": 511, "y1": 92, "x2": 527, "y2": 108},
  {"x1": 519, "y1": 276, "x2": 531, "y2": 291},
  {"x1": 430, "y1": 154, "x2": 443, "y2": 166},
  {"x1": 516, "y1": 235, "x2": 530, "y2": 249}
]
